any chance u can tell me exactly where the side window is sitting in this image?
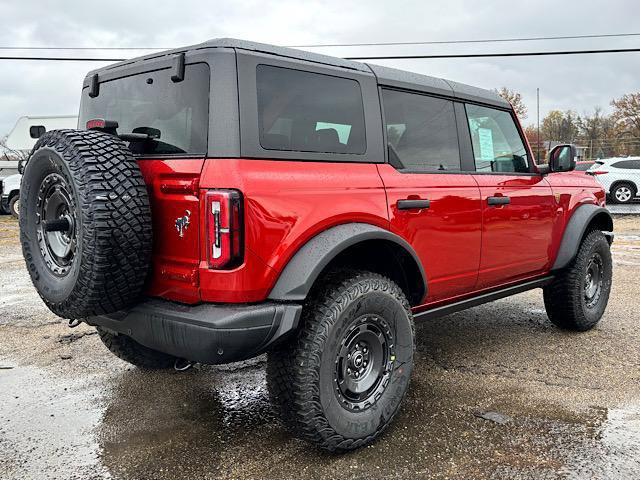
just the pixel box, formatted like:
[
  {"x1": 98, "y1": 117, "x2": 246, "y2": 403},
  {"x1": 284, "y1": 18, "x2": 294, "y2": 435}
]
[
  {"x1": 612, "y1": 160, "x2": 640, "y2": 169},
  {"x1": 381, "y1": 89, "x2": 461, "y2": 172},
  {"x1": 466, "y1": 104, "x2": 530, "y2": 173},
  {"x1": 256, "y1": 65, "x2": 366, "y2": 154}
]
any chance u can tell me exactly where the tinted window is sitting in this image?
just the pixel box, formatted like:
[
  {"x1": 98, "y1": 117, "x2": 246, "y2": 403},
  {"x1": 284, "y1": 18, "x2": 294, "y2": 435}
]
[
  {"x1": 256, "y1": 65, "x2": 366, "y2": 154},
  {"x1": 79, "y1": 63, "x2": 209, "y2": 155},
  {"x1": 575, "y1": 162, "x2": 594, "y2": 171},
  {"x1": 466, "y1": 104, "x2": 529, "y2": 173},
  {"x1": 381, "y1": 89, "x2": 460, "y2": 172},
  {"x1": 612, "y1": 160, "x2": 640, "y2": 169}
]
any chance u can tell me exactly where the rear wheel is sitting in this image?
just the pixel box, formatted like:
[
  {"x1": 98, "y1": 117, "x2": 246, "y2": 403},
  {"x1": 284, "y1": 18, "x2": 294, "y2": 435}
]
[
  {"x1": 543, "y1": 230, "x2": 612, "y2": 331},
  {"x1": 97, "y1": 327, "x2": 177, "y2": 369},
  {"x1": 267, "y1": 270, "x2": 414, "y2": 452},
  {"x1": 611, "y1": 183, "x2": 635, "y2": 204},
  {"x1": 9, "y1": 195, "x2": 19, "y2": 219}
]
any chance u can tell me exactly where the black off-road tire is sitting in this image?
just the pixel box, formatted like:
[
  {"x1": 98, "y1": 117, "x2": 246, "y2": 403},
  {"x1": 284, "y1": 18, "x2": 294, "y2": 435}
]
[
  {"x1": 267, "y1": 270, "x2": 415, "y2": 452},
  {"x1": 97, "y1": 327, "x2": 177, "y2": 369},
  {"x1": 9, "y1": 195, "x2": 19, "y2": 219},
  {"x1": 20, "y1": 129, "x2": 152, "y2": 319},
  {"x1": 543, "y1": 230, "x2": 612, "y2": 331}
]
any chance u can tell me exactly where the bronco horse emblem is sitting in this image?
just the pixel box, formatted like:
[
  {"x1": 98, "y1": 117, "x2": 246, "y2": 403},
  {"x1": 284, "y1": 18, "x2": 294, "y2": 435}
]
[{"x1": 175, "y1": 210, "x2": 191, "y2": 238}]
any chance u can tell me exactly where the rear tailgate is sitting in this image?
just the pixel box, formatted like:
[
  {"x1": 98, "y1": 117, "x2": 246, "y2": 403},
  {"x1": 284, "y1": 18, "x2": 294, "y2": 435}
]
[{"x1": 138, "y1": 159, "x2": 204, "y2": 303}]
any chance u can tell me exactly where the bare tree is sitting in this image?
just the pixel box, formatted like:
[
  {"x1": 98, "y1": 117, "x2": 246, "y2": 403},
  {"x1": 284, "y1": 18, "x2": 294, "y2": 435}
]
[
  {"x1": 0, "y1": 135, "x2": 30, "y2": 163},
  {"x1": 494, "y1": 87, "x2": 528, "y2": 119}
]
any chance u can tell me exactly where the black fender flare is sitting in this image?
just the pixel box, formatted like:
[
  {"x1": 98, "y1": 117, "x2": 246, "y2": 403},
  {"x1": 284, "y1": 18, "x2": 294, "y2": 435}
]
[
  {"x1": 552, "y1": 204, "x2": 613, "y2": 271},
  {"x1": 267, "y1": 223, "x2": 427, "y2": 302}
]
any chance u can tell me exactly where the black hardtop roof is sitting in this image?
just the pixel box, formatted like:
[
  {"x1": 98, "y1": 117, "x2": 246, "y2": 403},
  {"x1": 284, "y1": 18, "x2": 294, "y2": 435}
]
[{"x1": 86, "y1": 38, "x2": 509, "y2": 108}]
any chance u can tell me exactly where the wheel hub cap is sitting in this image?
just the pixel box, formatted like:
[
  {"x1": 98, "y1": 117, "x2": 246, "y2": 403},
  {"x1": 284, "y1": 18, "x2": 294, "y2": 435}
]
[
  {"x1": 616, "y1": 187, "x2": 632, "y2": 202},
  {"x1": 334, "y1": 315, "x2": 395, "y2": 411},
  {"x1": 36, "y1": 173, "x2": 78, "y2": 276},
  {"x1": 584, "y1": 253, "x2": 604, "y2": 308}
]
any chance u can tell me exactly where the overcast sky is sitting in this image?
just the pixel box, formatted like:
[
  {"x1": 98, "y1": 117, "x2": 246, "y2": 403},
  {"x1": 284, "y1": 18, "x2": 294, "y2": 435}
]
[{"x1": 1, "y1": 0, "x2": 639, "y2": 136}]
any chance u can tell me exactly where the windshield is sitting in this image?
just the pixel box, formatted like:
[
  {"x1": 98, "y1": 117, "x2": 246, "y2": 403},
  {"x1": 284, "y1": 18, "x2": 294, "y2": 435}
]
[{"x1": 79, "y1": 63, "x2": 209, "y2": 155}]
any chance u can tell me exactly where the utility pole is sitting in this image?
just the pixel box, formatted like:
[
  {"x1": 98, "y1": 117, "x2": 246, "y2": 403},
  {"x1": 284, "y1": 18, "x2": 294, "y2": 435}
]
[{"x1": 536, "y1": 88, "x2": 540, "y2": 163}]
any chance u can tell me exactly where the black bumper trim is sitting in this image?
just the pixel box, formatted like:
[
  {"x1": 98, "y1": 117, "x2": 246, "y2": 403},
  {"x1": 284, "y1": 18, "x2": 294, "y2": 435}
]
[{"x1": 87, "y1": 298, "x2": 302, "y2": 365}]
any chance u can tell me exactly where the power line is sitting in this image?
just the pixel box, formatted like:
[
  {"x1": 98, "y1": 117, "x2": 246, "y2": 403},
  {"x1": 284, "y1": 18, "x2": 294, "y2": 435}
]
[
  {"x1": 345, "y1": 47, "x2": 640, "y2": 60},
  {"x1": 2, "y1": 32, "x2": 639, "y2": 51},
  {"x1": 290, "y1": 32, "x2": 640, "y2": 48},
  {"x1": 0, "y1": 46, "x2": 165, "y2": 51},
  {"x1": 0, "y1": 56, "x2": 125, "y2": 62},
  {"x1": 2, "y1": 47, "x2": 640, "y2": 63}
]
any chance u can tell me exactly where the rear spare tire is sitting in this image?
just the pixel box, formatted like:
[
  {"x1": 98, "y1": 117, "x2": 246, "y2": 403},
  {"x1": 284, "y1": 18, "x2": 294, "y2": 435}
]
[{"x1": 20, "y1": 129, "x2": 152, "y2": 319}]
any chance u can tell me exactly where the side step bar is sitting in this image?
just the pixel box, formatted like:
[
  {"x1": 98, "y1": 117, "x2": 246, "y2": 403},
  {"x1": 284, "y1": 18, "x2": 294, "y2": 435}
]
[{"x1": 414, "y1": 276, "x2": 554, "y2": 321}]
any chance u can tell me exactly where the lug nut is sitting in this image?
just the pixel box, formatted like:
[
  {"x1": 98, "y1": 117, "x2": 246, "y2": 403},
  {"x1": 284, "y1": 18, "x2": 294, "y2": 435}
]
[{"x1": 354, "y1": 371, "x2": 359, "y2": 378}]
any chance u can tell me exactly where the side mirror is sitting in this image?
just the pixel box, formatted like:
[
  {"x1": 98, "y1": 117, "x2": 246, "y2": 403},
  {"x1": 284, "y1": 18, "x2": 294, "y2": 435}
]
[
  {"x1": 29, "y1": 125, "x2": 46, "y2": 139},
  {"x1": 548, "y1": 144, "x2": 577, "y2": 172}
]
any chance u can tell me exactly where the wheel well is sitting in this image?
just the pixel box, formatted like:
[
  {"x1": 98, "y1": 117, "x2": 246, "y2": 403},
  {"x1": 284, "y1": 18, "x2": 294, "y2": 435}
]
[
  {"x1": 585, "y1": 211, "x2": 614, "y2": 244},
  {"x1": 610, "y1": 180, "x2": 637, "y2": 194},
  {"x1": 319, "y1": 239, "x2": 425, "y2": 306}
]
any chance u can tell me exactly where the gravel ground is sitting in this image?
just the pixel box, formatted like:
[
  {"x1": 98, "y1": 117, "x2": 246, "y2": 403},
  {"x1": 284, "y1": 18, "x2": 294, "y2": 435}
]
[{"x1": 0, "y1": 214, "x2": 639, "y2": 479}]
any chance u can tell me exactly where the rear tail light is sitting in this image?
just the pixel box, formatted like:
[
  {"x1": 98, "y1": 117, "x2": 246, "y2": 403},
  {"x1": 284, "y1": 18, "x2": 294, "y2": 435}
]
[
  {"x1": 590, "y1": 170, "x2": 608, "y2": 175},
  {"x1": 205, "y1": 190, "x2": 243, "y2": 269}
]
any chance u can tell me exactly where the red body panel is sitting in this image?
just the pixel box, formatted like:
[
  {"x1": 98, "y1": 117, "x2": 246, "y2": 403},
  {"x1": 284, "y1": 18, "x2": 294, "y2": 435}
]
[
  {"x1": 138, "y1": 159, "x2": 204, "y2": 304},
  {"x1": 197, "y1": 158, "x2": 388, "y2": 303},
  {"x1": 472, "y1": 174, "x2": 556, "y2": 288},
  {"x1": 376, "y1": 164, "x2": 481, "y2": 302},
  {"x1": 140, "y1": 155, "x2": 606, "y2": 309}
]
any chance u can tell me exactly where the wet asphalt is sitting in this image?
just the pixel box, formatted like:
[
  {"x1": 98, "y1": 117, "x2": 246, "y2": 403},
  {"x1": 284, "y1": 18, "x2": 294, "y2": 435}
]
[{"x1": 0, "y1": 215, "x2": 639, "y2": 479}]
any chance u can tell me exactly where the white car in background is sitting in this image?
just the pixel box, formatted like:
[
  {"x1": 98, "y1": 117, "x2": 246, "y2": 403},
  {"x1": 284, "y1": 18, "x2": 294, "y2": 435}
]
[
  {"x1": 589, "y1": 157, "x2": 640, "y2": 204},
  {"x1": 1, "y1": 173, "x2": 21, "y2": 218}
]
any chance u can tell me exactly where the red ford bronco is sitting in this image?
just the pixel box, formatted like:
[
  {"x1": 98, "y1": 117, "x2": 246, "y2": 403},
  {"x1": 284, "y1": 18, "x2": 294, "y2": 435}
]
[{"x1": 20, "y1": 39, "x2": 613, "y2": 451}]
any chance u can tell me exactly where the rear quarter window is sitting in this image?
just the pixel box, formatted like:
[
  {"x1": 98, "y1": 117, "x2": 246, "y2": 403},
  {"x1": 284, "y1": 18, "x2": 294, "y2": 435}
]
[{"x1": 256, "y1": 65, "x2": 366, "y2": 154}]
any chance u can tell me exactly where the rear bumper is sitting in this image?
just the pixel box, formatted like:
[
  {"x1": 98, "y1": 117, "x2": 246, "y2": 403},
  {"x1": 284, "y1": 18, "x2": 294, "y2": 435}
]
[{"x1": 87, "y1": 298, "x2": 302, "y2": 365}]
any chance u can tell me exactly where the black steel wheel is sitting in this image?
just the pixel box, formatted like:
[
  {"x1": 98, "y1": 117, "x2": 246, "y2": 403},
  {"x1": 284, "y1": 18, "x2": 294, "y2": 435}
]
[
  {"x1": 584, "y1": 252, "x2": 604, "y2": 309},
  {"x1": 36, "y1": 173, "x2": 78, "y2": 276},
  {"x1": 334, "y1": 314, "x2": 395, "y2": 411},
  {"x1": 544, "y1": 229, "x2": 612, "y2": 331},
  {"x1": 267, "y1": 270, "x2": 415, "y2": 452}
]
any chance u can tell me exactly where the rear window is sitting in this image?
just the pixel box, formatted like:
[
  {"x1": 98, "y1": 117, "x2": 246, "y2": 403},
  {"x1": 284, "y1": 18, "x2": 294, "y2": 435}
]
[
  {"x1": 256, "y1": 65, "x2": 366, "y2": 154},
  {"x1": 79, "y1": 63, "x2": 210, "y2": 155},
  {"x1": 575, "y1": 162, "x2": 594, "y2": 171}
]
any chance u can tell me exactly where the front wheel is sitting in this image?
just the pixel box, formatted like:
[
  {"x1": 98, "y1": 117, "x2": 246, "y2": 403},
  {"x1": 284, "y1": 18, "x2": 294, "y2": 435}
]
[
  {"x1": 267, "y1": 270, "x2": 415, "y2": 452},
  {"x1": 9, "y1": 195, "x2": 19, "y2": 219},
  {"x1": 544, "y1": 230, "x2": 612, "y2": 331}
]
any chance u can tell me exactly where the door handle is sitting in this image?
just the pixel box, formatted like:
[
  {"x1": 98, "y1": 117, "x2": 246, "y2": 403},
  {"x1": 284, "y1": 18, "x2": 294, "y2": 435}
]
[
  {"x1": 397, "y1": 199, "x2": 430, "y2": 210},
  {"x1": 487, "y1": 196, "x2": 511, "y2": 206}
]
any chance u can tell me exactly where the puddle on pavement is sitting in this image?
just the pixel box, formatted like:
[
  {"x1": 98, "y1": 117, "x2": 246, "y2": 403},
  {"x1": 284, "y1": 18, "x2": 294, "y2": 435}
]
[
  {"x1": 0, "y1": 365, "x2": 110, "y2": 479},
  {"x1": 1, "y1": 361, "x2": 639, "y2": 479}
]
